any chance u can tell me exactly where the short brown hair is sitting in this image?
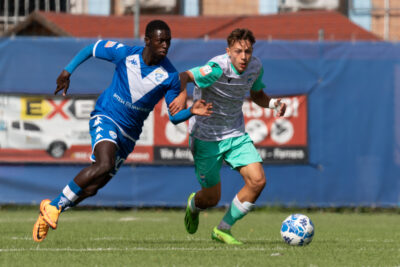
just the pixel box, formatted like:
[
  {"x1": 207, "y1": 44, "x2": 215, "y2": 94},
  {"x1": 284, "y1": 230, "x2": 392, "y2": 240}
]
[{"x1": 227, "y1": 28, "x2": 256, "y2": 47}]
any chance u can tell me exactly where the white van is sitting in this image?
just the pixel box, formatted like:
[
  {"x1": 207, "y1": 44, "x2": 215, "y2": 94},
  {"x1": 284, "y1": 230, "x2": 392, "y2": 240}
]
[{"x1": 0, "y1": 119, "x2": 89, "y2": 158}]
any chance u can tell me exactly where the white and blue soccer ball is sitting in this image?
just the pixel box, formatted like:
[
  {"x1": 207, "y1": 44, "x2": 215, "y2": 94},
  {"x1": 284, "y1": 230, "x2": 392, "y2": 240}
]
[{"x1": 280, "y1": 214, "x2": 314, "y2": 246}]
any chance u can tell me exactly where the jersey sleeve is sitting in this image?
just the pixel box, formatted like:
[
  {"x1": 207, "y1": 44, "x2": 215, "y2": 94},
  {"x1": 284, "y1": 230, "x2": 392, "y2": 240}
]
[
  {"x1": 168, "y1": 107, "x2": 192, "y2": 125},
  {"x1": 251, "y1": 66, "x2": 266, "y2": 92},
  {"x1": 64, "y1": 44, "x2": 94, "y2": 74},
  {"x1": 164, "y1": 72, "x2": 181, "y2": 106},
  {"x1": 93, "y1": 40, "x2": 130, "y2": 64},
  {"x1": 189, "y1": 61, "x2": 223, "y2": 89}
]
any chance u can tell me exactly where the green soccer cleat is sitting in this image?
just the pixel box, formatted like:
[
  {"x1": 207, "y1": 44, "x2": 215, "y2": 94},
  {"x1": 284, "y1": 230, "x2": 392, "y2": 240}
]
[
  {"x1": 184, "y1": 192, "x2": 199, "y2": 234},
  {"x1": 211, "y1": 226, "x2": 243, "y2": 245}
]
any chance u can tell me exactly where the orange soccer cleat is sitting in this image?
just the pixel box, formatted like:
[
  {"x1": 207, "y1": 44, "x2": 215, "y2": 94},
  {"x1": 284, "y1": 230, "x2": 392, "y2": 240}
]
[{"x1": 32, "y1": 199, "x2": 61, "y2": 242}]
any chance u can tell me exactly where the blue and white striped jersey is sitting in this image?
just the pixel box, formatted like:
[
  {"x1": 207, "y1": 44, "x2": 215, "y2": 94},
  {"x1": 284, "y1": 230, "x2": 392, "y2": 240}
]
[{"x1": 91, "y1": 40, "x2": 181, "y2": 141}]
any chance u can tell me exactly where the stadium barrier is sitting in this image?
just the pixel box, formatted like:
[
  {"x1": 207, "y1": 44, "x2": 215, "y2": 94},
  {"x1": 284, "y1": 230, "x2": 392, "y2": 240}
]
[{"x1": 0, "y1": 37, "x2": 399, "y2": 207}]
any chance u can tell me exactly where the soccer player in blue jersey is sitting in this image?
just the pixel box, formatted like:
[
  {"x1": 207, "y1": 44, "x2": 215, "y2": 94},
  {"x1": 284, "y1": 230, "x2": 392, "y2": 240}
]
[
  {"x1": 33, "y1": 20, "x2": 212, "y2": 242},
  {"x1": 179, "y1": 28, "x2": 286, "y2": 244}
]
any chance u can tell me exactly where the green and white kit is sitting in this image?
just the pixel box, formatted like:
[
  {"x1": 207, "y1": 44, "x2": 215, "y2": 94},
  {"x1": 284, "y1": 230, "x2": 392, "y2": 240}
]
[{"x1": 189, "y1": 54, "x2": 265, "y2": 187}]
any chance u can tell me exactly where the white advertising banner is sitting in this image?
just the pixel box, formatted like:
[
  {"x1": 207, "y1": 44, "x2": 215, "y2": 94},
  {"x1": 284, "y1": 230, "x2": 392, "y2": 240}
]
[{"x1": 0, "y1": 95, "x2": 307, "y2": 164}]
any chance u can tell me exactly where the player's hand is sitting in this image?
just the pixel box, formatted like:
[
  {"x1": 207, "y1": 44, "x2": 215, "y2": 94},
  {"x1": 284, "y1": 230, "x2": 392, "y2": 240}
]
[
  {"x1": 273, "y1": 99, "x2": 287, "y2": 117},
  {"x1": 55, "y1": 70, "x2": 71, "y2": 96},
  {"x1": 190, "y1": 99, "x2": 213, "y2": 116},
  {"x1": 169, "y1": 90, "x2": 187, "y2": 116}
]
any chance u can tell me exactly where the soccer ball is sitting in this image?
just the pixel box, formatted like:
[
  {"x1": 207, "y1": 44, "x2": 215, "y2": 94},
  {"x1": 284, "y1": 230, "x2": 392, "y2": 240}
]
[{"x1": 280, "y1": 214, "x2": 314, "y2": 246}]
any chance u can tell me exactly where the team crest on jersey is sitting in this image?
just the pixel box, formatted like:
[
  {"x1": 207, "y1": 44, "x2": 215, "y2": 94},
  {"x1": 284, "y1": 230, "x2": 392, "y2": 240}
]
[
  {"x1": 152, "y1": 68, "x2": 168, "y2": 83},
  {"x1": 105, "y1": 41, "x2": 117, "y2": 48},
  {"x1": 109, "y1": 131, "x2": 117, "y2": 139},
  {"x1": 200, "y1": 65, "x2": 212, "y2": 76},
  {"x1": 126, "y1": 57, "x2": 169, "y2": 103}
]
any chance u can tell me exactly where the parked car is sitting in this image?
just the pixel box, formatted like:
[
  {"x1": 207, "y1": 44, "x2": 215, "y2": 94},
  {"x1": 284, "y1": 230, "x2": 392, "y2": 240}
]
[{"x1": 0, "y1": 120, "x2": 89, "y2": 158}]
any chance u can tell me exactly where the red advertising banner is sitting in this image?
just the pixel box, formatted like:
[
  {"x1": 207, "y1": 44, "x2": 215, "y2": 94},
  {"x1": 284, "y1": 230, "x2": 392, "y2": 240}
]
[
  {"x1": 243, "y1": 95, "x2": 308, "y2": 163},
  {"x1": 152, "y1": 99, "x2": 194, "y2": 164},
  {"x1": 153, "y1": 95, "x2": 308, "y2": 164},
  {"x1": 0, "y1": 95, "x2": 307, "y2": 164}
]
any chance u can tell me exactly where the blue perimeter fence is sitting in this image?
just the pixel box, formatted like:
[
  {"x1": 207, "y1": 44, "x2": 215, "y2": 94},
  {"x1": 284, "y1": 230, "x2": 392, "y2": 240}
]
[{"x1": 0, "y1": 37, "x2": 399, "y2": 207}]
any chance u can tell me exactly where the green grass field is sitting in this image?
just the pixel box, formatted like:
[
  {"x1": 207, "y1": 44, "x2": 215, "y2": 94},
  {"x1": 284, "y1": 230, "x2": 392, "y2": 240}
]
[{"x1": 0, "y1": 208, "x2": 399, "y2": 267}]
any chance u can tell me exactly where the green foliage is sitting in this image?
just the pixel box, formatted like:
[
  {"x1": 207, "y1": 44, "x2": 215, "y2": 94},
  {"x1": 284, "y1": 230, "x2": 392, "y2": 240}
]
[{"x1": 0, "y1": 209, "x2": 399, "y2": 266}]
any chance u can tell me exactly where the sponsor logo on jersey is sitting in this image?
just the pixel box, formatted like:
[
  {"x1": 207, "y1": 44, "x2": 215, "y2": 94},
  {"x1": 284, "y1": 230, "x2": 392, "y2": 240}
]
[
  {"x1": 130, "y1": 58, "x2": 138, "y2": 66},
  {"x1": 200, "y1": 65, "x2": 212, "y2": 76},
  {"x1": 105, "y1": 41, "x2": 117, "y2": 48},
  {"x1": 93, "y1": 117, "x2": 102, "y2": 126},
  {"x1": 247, "y1": 74, "x2": 256, "y2": 84}
]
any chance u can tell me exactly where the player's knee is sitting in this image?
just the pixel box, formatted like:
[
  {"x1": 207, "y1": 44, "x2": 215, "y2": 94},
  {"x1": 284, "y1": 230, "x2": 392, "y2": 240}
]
[
  {"x1": 95, "y1": 161, "x2": 116, "y2": 177},
  {"x1": 82, "y1": 174, "x2": 111, "y2": 198},
  {"x1": 248, "y1": 175, "x2": 266, "y2": 193}
]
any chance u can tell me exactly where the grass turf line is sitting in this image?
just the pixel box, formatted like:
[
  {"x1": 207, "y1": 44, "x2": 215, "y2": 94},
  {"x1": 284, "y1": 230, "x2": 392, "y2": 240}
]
[{"x1": 0, "y1": 209, "x2": 399, "y2": 266}]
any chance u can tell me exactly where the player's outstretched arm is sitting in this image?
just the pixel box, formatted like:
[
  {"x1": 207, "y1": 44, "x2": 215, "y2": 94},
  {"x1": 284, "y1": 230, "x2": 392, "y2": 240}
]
[
  {"x1": 169, "y1": 71, "x2": 195, "y2": 115},
  {"x1": 250, "y1": 90, "x2": 286, "y2": 117},
  {"x1": 169, "y1": 99, "x2": 212, "y2": 125},
  {"x1": 169, "y1": 89, "x2": 187, "y2": 116},
  {"x1": 54, "y1": 44, "x2": 94, "y2": 96}
]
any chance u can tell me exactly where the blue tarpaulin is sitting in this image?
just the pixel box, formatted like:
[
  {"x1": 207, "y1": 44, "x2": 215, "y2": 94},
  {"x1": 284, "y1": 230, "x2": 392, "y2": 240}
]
[{"x1": 0, "y1": 37, "x2": 399, "y2": 207}]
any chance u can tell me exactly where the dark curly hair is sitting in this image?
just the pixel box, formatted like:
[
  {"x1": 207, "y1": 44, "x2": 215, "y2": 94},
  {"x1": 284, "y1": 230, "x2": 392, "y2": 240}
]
[{"x1": 145, "y1": 20, "x2": 171, "y2": 38}]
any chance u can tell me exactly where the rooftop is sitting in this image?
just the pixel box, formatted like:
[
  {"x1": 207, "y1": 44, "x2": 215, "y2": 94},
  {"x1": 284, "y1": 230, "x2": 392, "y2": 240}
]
[{"x1": 3, "y1": 10, "x2": 381, "y2": 41}]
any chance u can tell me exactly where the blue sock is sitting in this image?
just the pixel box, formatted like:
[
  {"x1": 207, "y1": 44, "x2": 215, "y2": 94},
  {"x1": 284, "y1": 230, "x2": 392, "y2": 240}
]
[{"x1": 50, "y1": 180, "x2": 82, "y2": 212}]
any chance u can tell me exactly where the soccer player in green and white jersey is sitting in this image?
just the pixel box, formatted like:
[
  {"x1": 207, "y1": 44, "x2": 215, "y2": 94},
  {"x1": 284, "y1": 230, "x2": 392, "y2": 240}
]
[{"x1": 178, "y1": 28, "x2": 286, "y2": 245}]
